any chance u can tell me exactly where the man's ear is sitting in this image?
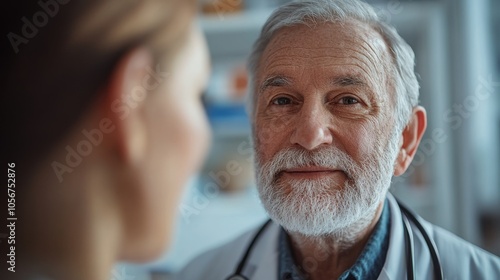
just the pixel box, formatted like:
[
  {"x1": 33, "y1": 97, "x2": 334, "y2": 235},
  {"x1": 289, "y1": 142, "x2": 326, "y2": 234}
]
[
  {"x1": 394, "y1": 106, "x2": 427, "y2": 176},
  {"x1": 103, "y1": 47, "x2": 153, "y2": 166}
]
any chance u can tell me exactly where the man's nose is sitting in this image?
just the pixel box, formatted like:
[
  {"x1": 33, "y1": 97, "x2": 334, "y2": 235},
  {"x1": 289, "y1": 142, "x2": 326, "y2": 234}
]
[{"x1": 290, "y1": 104, "x2": 333, "y2": 150}]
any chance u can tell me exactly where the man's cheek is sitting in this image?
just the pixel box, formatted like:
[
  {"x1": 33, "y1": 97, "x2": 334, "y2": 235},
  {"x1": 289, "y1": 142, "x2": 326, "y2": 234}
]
[
  {"x1": 343, "y1": 130, "x2": 372, "y2": 162},
  {"x1": 256, "y1": 117, "x2": 291, "y2": 145},
  {"x1": 253, "y1": 135, "x2": 269, "y2": 165},
  {"x1": 256, "y1": 126, "x2": 273, "y2": 148}
]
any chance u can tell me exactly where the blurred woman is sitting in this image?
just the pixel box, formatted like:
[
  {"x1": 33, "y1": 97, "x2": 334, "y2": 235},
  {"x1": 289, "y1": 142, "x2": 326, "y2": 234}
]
[{"x1": 2, "y1": 1, "x2": 210, "y2": 279}]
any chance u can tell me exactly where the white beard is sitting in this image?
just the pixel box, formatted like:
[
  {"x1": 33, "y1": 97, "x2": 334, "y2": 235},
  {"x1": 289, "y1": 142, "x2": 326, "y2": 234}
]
[{"x1": 254, "y1": 130, "x2": 400, "y2": 237}]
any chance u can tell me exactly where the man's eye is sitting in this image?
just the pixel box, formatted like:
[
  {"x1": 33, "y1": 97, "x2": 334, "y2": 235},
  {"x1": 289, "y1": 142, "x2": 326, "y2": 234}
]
[
  {"x1": 338, "y1": 96, "x2": 359, "y2": 105},
  {"x1": 272, "y1": 97, "x2": 292, "y2": 105}
]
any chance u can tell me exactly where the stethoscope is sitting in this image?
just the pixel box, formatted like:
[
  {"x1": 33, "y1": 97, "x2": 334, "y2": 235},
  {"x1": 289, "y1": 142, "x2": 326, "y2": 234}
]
[{"x1": 226, "y1": 200, "x2": 444, "y2": 280}]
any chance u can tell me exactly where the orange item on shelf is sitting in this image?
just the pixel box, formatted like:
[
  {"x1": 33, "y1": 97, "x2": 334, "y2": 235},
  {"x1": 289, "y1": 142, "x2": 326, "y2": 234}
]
[
  {"x1": 201, "y1": 0, "x2": 244, "y2": 15},
  {"x1": 230, "y1": 65, "x2": 249, "y2": 100}
]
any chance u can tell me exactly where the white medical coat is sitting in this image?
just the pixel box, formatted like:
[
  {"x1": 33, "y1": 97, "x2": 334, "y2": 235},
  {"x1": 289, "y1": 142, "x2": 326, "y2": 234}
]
[{"x1": 176, "y1": 193, "x2": 500, "y2": 279}]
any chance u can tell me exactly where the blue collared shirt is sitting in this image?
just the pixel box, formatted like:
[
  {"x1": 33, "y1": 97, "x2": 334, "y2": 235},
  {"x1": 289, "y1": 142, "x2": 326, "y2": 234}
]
[{"x1": 278, "y1": 201, "x2": 391, "y2": 280}]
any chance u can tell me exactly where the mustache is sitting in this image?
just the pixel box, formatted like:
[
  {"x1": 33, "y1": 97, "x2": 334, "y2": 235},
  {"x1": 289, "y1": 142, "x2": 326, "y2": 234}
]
[{"x1": 257, "y1": 146, "x2": 358, "y2": 181}]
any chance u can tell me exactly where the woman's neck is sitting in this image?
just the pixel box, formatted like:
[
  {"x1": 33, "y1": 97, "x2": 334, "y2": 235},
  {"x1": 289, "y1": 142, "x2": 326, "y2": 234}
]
[{"x1": 17, "y1": 162, "x2": 123, "y2": 280}]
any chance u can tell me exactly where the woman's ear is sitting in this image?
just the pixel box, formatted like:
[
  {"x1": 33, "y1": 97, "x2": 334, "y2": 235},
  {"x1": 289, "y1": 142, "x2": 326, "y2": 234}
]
[
  {"x1": 102, "y1": 47, "x2": 154, "y2": 166},
  {"x1": 394, "y1": 106, "x2": 427, "y2": 176}
]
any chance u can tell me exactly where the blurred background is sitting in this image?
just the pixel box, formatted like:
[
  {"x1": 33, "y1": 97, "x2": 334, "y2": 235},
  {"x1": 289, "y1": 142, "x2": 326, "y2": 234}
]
[{"x1": 121, "y1": 0, "x2": 500, "y2": 278}]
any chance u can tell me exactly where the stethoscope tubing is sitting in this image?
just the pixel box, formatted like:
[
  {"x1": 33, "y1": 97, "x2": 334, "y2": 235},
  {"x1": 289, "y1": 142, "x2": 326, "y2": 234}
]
[
  {"x1": 398, "y1": 201, "x2": 444, "y2": 280},
  {"x1": 227, "y1": 199, "x2": 444, "y2": 280}
]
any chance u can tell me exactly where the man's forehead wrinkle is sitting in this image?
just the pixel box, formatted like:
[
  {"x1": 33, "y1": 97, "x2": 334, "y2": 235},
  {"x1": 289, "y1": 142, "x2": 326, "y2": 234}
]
[
  {"x1": 343, "y1": 49, "x2": 378, "y2": 73},
  {"x1": 263, "y1": 63, "x2": 373, "y2": 86},
  {"x1": 259, "y1": 63, "x2": 298, "y2": 83},
  {"x1": 346, "y1": 52, "x2": 382, "y2": 87},
  {"x1": 360, "y1": 36, "x2": 391, "y2": 74},
  {"x1": 262, "y1": 47, "x2": 378, "y2": 82},
  {"x1": 259, "y1": 26, "x2": 388, "y2": 96},
  {"x1": 263, "y1": 44, "x2": 301, "y2": 61},
  {"x1": 266, "y1": 53, "x2": 363, "y2": 64},
  {"x1": 357, "y1": 37, "x2": 393, "y2": 94},
  {"x1": 361, "y1": 38, "x2": 386, "y2": 62},
  {"x1": 340, "y1": 36, "x2": 385, "y2": 69},
  {"x1": 331, "y1": 63, "x2": 373, "y2": 85},
  {"x1": 354, "y1": 41, "x2": 381, "y2": 67},
  {"x1": 264, "y1": 49, "x2": 378, "y2": 70},
  {"x1": 261, "y1": 48, "x2": 343, "y2": 68},
  {"x1": 358, "y1": 27, "x2": 393, "y2": 77},
  {"x1": 265, "y1": 57, "x2": 377, "y2": 74},
  {"x1": 328, "y1": 22, "x2": 390, "y2": 69},
  {"x1": 264, "y1": 61, "x2": 303, "y2": 69},
  {"x1": 264, "y1": 39, "x2": 384, "y2": 70}
]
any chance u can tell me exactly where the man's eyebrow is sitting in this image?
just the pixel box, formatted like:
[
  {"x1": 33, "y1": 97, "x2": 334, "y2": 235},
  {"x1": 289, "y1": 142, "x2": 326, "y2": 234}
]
[
  {"x1": 331, "y1": 76, "x2": 367, "y2": 87},
  {"x1": 259, "y1": 75, "x2": 292, "y2": 92}
]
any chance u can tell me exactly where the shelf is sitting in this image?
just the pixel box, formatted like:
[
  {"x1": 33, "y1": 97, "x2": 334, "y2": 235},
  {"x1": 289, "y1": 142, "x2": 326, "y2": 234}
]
[
  {"x1": 206, "y1": 102, "x2": 251, "y2": 139},
  {"x1": 199, "y1": 8, "x2": 274, "y2": 34}
]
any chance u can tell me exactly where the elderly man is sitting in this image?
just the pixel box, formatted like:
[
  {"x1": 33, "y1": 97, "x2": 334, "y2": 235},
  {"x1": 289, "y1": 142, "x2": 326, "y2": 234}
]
[{"x1": 177, "y1": 0, "x2": 500, "y2": 279}]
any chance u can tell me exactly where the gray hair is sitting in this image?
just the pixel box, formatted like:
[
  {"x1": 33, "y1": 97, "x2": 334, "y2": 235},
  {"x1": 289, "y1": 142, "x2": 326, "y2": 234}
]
[{"x1": 247, "y1": 0, "x2": 419, "y2": 131}]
